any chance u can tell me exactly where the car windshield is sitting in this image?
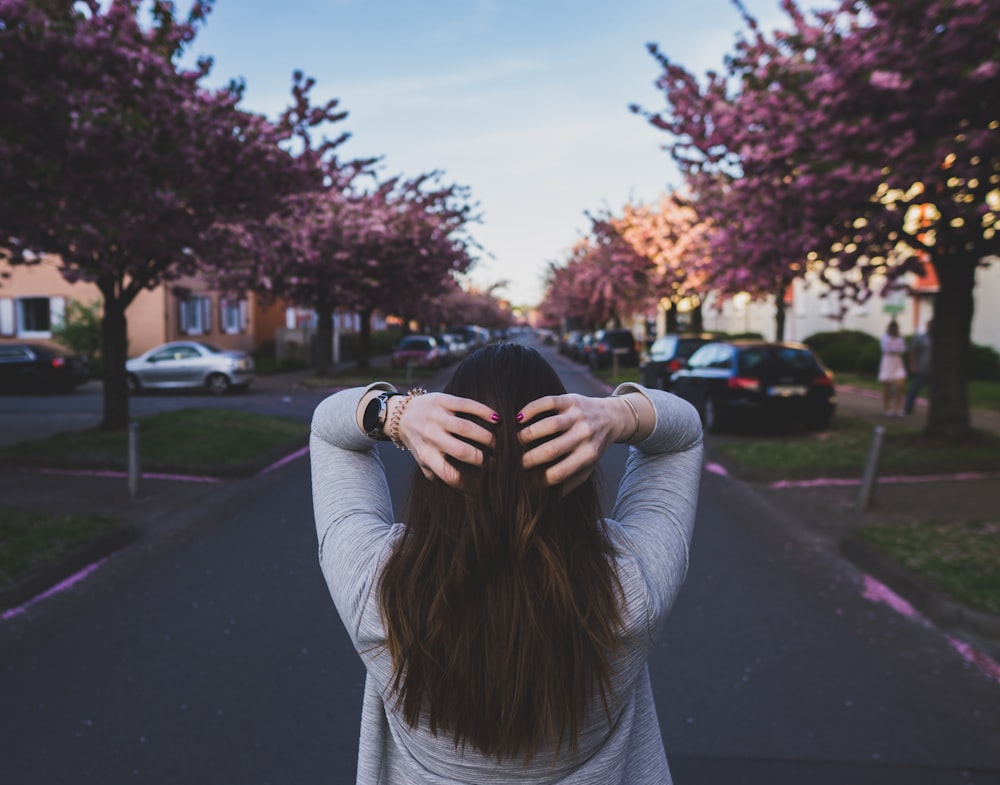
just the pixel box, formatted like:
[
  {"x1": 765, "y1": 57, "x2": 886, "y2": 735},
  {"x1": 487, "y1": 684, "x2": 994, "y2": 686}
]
[
  {"x1": 399, "y1": 337, "x2": 430, "y2": 349},
  {"x1": 738, "y1": 347, "x2": 818, "y2": 375},
  {"x1": 676, "y1": 338, "x2": 707, "y2": 358},
  {"x1": 604, "y1": 332, "x2": 634, "y2": 347},
  {"x1": 195, "y1": 342, "x2": 224, "y2": 353}
]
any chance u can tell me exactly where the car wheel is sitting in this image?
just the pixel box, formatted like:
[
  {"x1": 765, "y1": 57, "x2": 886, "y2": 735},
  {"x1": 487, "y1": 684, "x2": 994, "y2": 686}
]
[
  {"x1": 126, "y1": 373, "x2": 142, "y2": 395},
  {"x1": 206, "y1": 373, "x2": 231, "y2": 396},
  {"x1": 703, "y1": 396, "x2": 729, "y2": 434}
]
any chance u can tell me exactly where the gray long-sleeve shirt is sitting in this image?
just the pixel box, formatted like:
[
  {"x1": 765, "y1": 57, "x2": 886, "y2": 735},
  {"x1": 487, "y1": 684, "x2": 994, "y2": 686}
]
[{"x1": 310, "y1": 383, "x2": 704, "y2": 784}]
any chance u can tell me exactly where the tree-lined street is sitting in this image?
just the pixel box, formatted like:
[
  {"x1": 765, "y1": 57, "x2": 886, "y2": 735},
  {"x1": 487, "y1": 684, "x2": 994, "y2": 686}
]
[{"x1": 2, "y1": 336, "x2": 998, "y2": 784}]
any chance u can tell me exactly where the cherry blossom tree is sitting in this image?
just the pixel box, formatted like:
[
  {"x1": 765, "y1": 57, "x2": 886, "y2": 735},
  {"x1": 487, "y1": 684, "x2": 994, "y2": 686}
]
[
  {"x1": 637, "y1": 0, "x2": 1000, "y2": 438},
  {"x1": 615, "y1": 193, "x2": 712, "y2": 333},
  {"x1": 0, "y1": 0, "x2": 347, "y2": 428}
]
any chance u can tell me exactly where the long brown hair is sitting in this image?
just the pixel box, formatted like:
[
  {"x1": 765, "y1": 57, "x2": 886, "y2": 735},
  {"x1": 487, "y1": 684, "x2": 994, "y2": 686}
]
[{"x1": 378, "y1": 342, "x2": 623, "y2": 762}]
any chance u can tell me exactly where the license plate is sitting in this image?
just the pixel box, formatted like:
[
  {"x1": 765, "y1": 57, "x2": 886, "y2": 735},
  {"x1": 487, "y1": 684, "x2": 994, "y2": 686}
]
[{"x1": 768, "y1": 385, "x2": 807, "y2": 397}]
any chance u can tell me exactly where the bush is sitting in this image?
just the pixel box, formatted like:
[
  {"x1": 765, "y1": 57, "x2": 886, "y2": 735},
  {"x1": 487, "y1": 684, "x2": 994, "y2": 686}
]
[
  {"x1": 51, "y1": 299, "x2": 105, "y2": 376},
  {"x1": 969, "y1": 342, "x2": 1000, "y2": 381},
  {"x1": 803, "y1": 330, "x2": 881, "y2": 377}
]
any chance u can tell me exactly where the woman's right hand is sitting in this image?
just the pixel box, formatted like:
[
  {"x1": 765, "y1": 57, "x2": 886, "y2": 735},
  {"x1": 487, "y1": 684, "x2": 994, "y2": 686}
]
[
  {"x1": 394, "y1": 392, "x2": 498, "y2": 488},
  {"x1": 517, "y1": 394, "x2": 637, "y2": 491}
]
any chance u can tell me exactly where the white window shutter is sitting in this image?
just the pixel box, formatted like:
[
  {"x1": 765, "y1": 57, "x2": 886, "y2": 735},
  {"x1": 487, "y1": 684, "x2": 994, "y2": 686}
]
[
  {"x1": 50, "y1": 297, "x2": 66, "y2": 329},
  {"x1": 0, "y1": 299, "x2": 13, "y2": 335}
]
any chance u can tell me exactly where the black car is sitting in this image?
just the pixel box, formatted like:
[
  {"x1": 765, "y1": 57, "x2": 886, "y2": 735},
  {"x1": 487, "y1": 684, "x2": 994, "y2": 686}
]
[
  {"x1": 588, "y1": 328, "x2": 639, "y2": 369},
  {"x1": 639, "y1": 333, "x2": 716, "y2": 391},
  {"x1": 0, "y1": 341, "x2": 91, "y2": 393},
  {"x1": 670, "y1": 340, "x2": 836, "y2": 433}
]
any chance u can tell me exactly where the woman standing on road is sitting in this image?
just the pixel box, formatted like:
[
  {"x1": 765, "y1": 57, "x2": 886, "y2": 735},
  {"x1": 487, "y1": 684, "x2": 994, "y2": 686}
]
[
  {"x1": 878, "y1": 320, "x2": 908, "y2": 417},
  {"x1": 310, "y1": 342, "x2": 703, "y2": 784}
]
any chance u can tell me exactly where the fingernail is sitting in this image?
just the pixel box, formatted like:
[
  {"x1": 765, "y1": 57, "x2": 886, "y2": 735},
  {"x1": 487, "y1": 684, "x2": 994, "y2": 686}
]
[
  {"x1": 491, "y1": 413, "x2": 500, "y2": 422},
  {"x1": 516, "y1": 412, "x2": 524, "y2": 422}
]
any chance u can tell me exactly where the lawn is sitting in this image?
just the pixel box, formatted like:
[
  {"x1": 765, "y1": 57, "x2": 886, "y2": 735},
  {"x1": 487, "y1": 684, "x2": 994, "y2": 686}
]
[
  {"x1": 0, "y1": 510, "x2": 120, "y2": 587},
  {"x1": 836, "y1": 373, "x2": 1000, "y2": 413},
  {"x1": 0, "y1": 408, "x2": 308, "y2": 475},
  {"x1": 714, "y1": 415, "x2": 1000, "y2": 479},
  {"x1": 859, "y1": 520, "x2": 1000, "y2": 616}
]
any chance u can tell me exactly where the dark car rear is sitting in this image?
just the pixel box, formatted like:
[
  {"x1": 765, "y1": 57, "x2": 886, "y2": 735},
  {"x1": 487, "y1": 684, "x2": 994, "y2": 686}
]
[
  {"x1": 640, "y1": 333, "x2": 715, "y2": 390},
  {"x1": 589, "y1": 328, "x2": 639, "y2": 369},
  {"x1": 0, "y1": 342, "x2": 91, "y2": 393},
  {"x1": 670, "y1": 340, "x2": 836, "y2": 432}
]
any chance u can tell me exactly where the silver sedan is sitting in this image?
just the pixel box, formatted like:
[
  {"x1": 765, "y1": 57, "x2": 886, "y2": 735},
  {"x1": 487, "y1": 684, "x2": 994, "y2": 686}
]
[{"x1": 126, "y1": 341, "x2": 255, "y2": 396}]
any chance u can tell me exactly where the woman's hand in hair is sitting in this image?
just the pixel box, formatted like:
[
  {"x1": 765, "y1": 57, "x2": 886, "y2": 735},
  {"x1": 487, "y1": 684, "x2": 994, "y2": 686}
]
[
  {"x1": 394, "y1": 392, "x2": 498, "y2": 488},
  {"x1": 517, "y1": 394, "x2": 634, "y2": 491}
]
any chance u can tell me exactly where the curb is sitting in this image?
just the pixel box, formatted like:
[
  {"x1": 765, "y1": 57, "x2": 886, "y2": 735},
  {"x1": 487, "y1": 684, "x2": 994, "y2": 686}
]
[
  {"x1": 0, "y1": 523, "x2": 136, "y2": 614},
  {"x1": 841, "y1": 535, "x2": 1000, "y2": 660}
]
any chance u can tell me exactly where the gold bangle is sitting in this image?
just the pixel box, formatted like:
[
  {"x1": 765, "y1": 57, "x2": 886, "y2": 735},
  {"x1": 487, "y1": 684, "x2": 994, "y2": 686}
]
[
  {"x1": 390, "y1": 387, "x2": 427, "y2": 450},
  {"x1": 617, "y1": 394, "x2": 640, "y2": 443}
]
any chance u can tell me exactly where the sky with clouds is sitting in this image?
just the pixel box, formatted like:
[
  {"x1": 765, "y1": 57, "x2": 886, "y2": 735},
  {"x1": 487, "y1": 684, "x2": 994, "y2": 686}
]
[{"x1": 188, "y1": 0, "x2": 805, "y2": 306}]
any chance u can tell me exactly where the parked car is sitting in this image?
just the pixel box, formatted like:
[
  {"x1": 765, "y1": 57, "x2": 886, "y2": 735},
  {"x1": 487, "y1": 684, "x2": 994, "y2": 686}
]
[
  {"x1": 572, "y1": 332, "x2": 595, "y2": 364},
  {"x1": 125, "y1": 341, "x2": 255, "y2": 395},
  {"x1": 639, "y1": 333, "x2": 716, "y2": 391},
  {"x1": 0, "y1": 341, "x2": 90, "y2": 393},
  {"x1": 391, "y1": 335, "x2": 444, "y2": 370},
  {"x1": 438, "y1": 333, "x2": 470, "y2": 363},
  {"x1": 588, "y1": 328, "x2": 639, "y2": 369},
  {"x1": 670, "y1": 340, "x2": 836, "y2": 433}
]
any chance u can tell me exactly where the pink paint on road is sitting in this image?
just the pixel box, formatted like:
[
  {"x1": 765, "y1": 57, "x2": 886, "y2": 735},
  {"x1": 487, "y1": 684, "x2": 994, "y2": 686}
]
[
  {"x1": 769, "y1": 471, "x2": 998, "y2": 490},
  {"x1": 946, "y1": 636, "x2": 1000, "y2": 684},
  {"x1": 862, "y1": 574, "x2": 921, "y2": 619},
  {"x1": 705, "y1": 462, "x2": 729, "y2": 477},
  {"x1": 2, "y1": 558, "x2": 109, "y2": 621},
  {"x1": 28, "y1": 467, "x2": 221, "y2": 483},
  {"x1": 258, "y1": 445, "x2": 310, "y2": 475}
]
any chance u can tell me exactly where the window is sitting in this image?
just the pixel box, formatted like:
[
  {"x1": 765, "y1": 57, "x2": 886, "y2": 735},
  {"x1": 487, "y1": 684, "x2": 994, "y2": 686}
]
[
  {"x1": 3, "y1": 296, "x2": 65, "y2": 338},
  {"x1": 219, "y1": 299, "x2": 248, "y2": 335},
  {"x1": 179, "y1": 295, "x2": 212, "y2": 336}
]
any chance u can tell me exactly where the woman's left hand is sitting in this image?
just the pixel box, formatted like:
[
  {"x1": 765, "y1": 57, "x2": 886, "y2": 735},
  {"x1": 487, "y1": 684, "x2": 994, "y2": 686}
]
[{"x1": 395, "y1": 392, "x2": 498, "y2": 487}]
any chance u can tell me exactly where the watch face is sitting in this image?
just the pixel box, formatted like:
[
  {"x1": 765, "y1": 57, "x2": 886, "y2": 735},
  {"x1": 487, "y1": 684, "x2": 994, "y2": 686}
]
[{"x1": 363, "y1": 396, "x2": 385, "y2": 436}]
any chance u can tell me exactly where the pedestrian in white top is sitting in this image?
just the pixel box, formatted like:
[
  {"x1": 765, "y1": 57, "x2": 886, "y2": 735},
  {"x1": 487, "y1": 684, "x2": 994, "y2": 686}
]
[
  {"x1": 310, "y1": 342, "x2": 704, "y2": 784},
  {"x1": 878, "y1": 320, "x2": 907, "y2": 417}
]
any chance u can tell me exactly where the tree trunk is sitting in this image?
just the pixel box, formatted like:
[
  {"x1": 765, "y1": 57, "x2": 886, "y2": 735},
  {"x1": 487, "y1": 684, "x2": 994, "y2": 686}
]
[
  {"x1": 665, "y1": 302, "x2": 679, "y2": 333},
  {"x1": 925, "y1": 253, "x2": 975, "y2": 440},
  {"x1": 315, "y1": 303, "x2": 335, "y2": 376},
  {"x1": 689, "y1": 300, "x2": 704, "y2": 333},
  {"x1": 99, "y1": 285, "x2": 130, "y2": 430},
  {"x1": 356, "y1": 307, "x2": 373, "y2": 370},
  {"x1": 774, "y1": 297, "x2": 787, "y2": 342}
]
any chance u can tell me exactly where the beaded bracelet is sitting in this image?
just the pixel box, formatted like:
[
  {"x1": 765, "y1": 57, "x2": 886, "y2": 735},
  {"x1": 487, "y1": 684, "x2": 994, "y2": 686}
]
[
  {"x1": 616, "y1": 394, "x2": 640, "y2": 443},
  {"x1": 389, "y1": 387, "x2": 427, "y2": 450}
]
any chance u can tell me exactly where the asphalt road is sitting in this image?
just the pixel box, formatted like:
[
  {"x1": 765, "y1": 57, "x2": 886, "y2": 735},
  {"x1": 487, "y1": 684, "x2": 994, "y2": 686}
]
[{"x1": 1, "y1": 339, "x2": 999, "y2": 784}]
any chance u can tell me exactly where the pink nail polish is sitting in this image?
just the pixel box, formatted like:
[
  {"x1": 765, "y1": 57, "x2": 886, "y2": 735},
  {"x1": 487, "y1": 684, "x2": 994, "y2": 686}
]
[
  {"x1": 516, "y1": 412, "x2": 524, "y2": 422},
  {"x1": 491, "y1": 413, "x2": 500, "y2": 422}
]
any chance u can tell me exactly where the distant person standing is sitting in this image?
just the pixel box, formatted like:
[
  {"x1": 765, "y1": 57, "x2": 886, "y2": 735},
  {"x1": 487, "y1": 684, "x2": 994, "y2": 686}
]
[
  {"x1": 905, "y1": 318, "x2": 933, "y2": 415},
  {"x1": 878, "y1": 320, "x2": 907, "y2": 417}
]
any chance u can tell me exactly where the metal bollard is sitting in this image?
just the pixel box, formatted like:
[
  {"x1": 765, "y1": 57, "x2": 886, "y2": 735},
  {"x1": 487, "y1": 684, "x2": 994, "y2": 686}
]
[
  {"x1": 856, "y1": 425, "x2": 886, "y2": 511},
  {"x1": 128, "y1": 420, "x2": 141, "y2": 501}
]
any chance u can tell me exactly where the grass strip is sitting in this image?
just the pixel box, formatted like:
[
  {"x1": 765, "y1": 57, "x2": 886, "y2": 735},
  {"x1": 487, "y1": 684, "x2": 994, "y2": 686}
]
[
  {"x1": 0, "y1": 510, "x2": 119, "y2": 586},
  {"x1": 1, "y1": 408, "x2": 308, "y2": 473},
  {"x1": 716, "y1": 416, "x2": 1000, "y2": 478},
  {"x1": 859, "y1": 520, "x2": 1000, "y2": 616},
  {"x1": 836, "y1": 373, "x2": 1000, "y2": 413}
]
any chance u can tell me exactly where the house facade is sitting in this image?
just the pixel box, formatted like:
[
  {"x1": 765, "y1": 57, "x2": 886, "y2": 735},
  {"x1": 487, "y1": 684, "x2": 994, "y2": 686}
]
[
  {"x1": 658, "y1": 258, "x2": 1000, "y2": 353},
  {"x1": 0, "y1": 255, "x2": 286, "y2": 356}
]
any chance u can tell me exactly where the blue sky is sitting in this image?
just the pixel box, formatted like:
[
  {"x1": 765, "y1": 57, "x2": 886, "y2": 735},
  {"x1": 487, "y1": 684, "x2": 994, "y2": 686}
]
[{"x1": 189, "y1": 0, "x2": 797, "y2": 306}]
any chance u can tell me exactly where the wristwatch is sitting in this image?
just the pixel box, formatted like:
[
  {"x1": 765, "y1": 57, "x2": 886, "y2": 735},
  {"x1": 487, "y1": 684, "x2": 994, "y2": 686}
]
[{"x1": 362, "y1": 391, "x2": 400, "y2": 440}]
